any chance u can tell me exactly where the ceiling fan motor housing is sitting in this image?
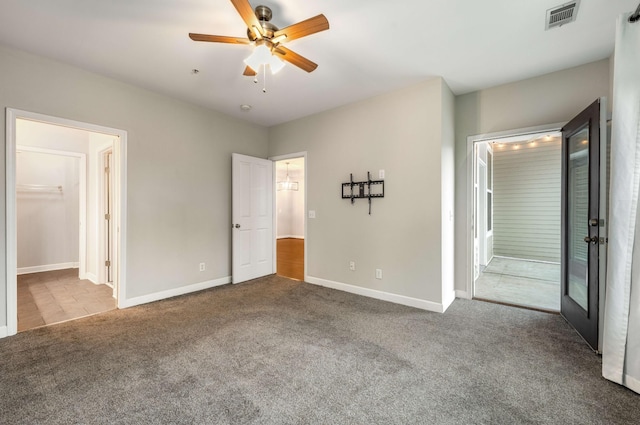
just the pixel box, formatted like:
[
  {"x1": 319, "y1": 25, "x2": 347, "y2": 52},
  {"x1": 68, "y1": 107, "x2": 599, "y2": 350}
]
[
  {"x1": 247, "y1": 5, "x2": 278, "y2": 41},
  {"x1": 254, "y1": 5, "x2": 272, "y2": 21}
]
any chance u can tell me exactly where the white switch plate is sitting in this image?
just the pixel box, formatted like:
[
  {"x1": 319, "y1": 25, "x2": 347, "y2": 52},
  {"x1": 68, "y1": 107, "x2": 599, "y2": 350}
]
[
  {"x1": 379, "y1": 169, "x2": 385, "y2": 179},
  {"x1": 375, "y1": 269, "x2": 383, "y2": 279},
  {"x1": 308, "y1": 210, "x2": 316, "y2": 218}
]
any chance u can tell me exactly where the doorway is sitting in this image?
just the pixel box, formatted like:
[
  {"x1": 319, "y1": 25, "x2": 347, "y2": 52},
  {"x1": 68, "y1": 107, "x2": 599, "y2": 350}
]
[
  {"x1": 467, "y1": 98, "x2": 608, "y2": 350},
  {"x1": 472, "y1": 130, "x2": 563, "y2": 312},
  {"x1": 274, "y1": 157, "x2": 305, "y2": 281},
  {"x1": 6, "y1": 108, "x2": 127, "y2": 336}
]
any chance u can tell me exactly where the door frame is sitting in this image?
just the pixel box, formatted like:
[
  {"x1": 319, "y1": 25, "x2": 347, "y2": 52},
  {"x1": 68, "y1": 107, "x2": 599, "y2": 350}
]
[
  {"x1": 465, "y1": 123, "x2": 565, "y2": 299},
  {"x1": 15, "y1": 145, "x2": 87, "y2": 277},
  {"x1": 98, "y1": 147, "x2": 115, "y2": 292},
  {"x1": 269, "y1": 152, "x2": 307, "y2": 281},
  {"x1": 5, "y1": 108, "x2": 128, "y2": 336},
  {"x1": 465, "y1": 109, "x2": 608, "y2": 343},
  {"x1": 477, "y1": 157, "x2": 487, "y2": 268}
]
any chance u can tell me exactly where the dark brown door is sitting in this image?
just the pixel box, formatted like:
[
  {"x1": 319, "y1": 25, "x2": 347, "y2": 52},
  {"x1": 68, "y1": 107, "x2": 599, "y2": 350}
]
[{"x1": 561, "y1": 99, "x2": 601, "y2": 350}]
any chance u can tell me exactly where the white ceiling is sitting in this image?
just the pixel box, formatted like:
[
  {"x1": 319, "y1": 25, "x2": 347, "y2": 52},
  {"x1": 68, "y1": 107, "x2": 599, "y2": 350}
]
[{"x1": 0, "y1": 0, "x2": 636, "y2": 127}]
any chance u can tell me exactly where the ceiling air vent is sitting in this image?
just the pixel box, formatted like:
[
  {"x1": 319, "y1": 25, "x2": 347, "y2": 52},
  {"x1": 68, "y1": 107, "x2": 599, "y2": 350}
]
[{"x1": 545, "y1": 0, "x2": 580, "y2": 30}]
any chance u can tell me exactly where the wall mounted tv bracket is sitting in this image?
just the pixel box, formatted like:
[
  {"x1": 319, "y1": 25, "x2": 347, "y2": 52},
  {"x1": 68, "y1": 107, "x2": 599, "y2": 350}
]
[{"x1": 341, "y1": 172, "x2": 384, "y2": 215}]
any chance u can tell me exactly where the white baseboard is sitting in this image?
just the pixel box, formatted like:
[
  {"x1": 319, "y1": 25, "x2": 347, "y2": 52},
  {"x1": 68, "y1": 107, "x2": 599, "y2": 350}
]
[
  {"x1": 17, "y1": 262, "x2": 79, "y2": 275},
  {"x1": 455, "y1": 290, "x2": 472, "y2": 299},
  {"x1": 0, "y1": 326, "x2": 7, "y2": 339},
  {"x1": 119, "y1": 276, "x2": 231, "y2": 309},
  {"x1": 306, "y1": 276, "x2": 447, "y2": 313},
  {"x1": 85, "y1": 272, "x2": 98, "y2": 284},
  {"x1": 277, "y1": 235, "x2": 304, "y2": 239}
]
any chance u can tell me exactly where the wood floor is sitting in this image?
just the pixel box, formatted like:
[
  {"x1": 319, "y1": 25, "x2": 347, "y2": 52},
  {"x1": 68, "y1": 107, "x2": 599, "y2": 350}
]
[
  {"x1": 277, "y1": 238, "x2": 304, "y2": 281},
  {"x1": 18, "y1": 268, "x2": 116, "y2": 332}
]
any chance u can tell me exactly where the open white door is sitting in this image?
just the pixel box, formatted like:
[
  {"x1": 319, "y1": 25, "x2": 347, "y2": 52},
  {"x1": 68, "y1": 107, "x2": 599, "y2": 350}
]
[{"x1": 232, "y1": 153, "x2": 274, "y2": 283}]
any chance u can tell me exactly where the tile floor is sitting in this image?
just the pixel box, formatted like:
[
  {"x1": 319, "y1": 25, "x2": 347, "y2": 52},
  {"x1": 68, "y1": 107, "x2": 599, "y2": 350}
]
[
  {"x1": 474, "y1": 257, "x2": 561, "y2": 311},
  {"x1": 18, "y1": 268, "x2": 116, "y2": 332}
]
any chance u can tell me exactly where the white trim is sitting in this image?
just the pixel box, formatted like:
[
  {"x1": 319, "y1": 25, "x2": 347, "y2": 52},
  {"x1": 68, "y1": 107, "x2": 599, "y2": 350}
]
[
  {"x1": 624, "y1": 374, "x2": 640, "y2": 395},
  {"x1": 0, "y1": 326, "x2": 7, "y2": 338},
  {"x1": 455, "y1": 290, "x2": 472, "y2": 299},
  {"x1": 16, "y1": 145, "x2": 87, "y2": 279},
  {"x1": 477, "y1": 158, "x2": 487, "y2": 267},
  {"x1": 269, "y1": 152, "x2": 308, "y2": 281},
  {"x1": 306, "y1": 276, "x2": 451, "y2": 313},
  {"x1": 6, "y1": 111, "x2": 17, "y2": 335},
  {"x1": 119, "y1": 276, "x2": 231, "y2": 309},
  {"x1": 277, "y1": 235, "x2": 304, "y2": 239},
  {"x1": 17, "y1": 262, "x2": 79, "y2": 275},
  {"x1": 5, "y1": 108, "x2": 128, "y2": 337},
  {"x1": 598, "y1": 96, "x2": 608, "y2": 353},
  {"x1": 85, "y1": 272, "x2": 98, "y2": 284},
  {"x1": 95, "y1": 144, "x2": 114, "y2": 286},
  {"x1": 492, "y1": 255, "x2": 560, "y2": 265},
  {"x1": 466, "y1": 123, "x2": 564, "y2": 300}
]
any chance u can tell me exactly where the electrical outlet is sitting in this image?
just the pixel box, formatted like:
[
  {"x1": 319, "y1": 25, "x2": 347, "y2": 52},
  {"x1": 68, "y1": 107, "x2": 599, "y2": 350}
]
[
  {"x1": 199, "y1": 262, "x2": 206, "y2": 272},
  {"x1": 309, "y1": 210, "x2": 316, "y2": 219},
  {"x1": 379, "y1": 169, "x2": 385, "y2": 179},
  {"x1": 349, "y1": 261, "x2": 356, "y2": 271},
  {"x1": 375, "y1": 269, "x2": 383, "y2": 279}
]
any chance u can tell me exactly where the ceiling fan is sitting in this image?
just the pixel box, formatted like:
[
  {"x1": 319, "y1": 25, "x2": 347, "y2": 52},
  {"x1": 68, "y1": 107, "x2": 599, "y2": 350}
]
[{"x1": 189, "y1": 0, "x2": 329, "y2": 77}]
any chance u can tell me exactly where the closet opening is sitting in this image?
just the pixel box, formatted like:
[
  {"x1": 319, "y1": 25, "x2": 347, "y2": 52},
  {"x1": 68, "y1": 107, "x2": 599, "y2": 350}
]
[{"x1": 6, "y1": 109, "x2": 127, "y2": 336}]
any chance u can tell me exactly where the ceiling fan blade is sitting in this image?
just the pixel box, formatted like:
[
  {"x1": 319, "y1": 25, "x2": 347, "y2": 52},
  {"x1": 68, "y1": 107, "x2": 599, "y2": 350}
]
[
  {"x1": 189, "y1": 33, "x2": 250, "y2": 44},
  {"x1": 273, "y1": 14, "x2": 329, "y2": 42},
  {"x1": 243, "y1": 66, "x2": 257, "y2": 76},
  {"x1": 230, "y1": 0, "x2": 263, "y2": 38},
  {"x1": 273, "y1": 46, "x2": 318, "y2": 73}
]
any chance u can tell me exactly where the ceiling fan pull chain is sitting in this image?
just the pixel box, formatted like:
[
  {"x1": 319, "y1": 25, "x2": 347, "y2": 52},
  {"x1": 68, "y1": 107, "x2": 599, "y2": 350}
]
[{"x1": 263, "y1": 63, "x2": 267, "y2": 93}]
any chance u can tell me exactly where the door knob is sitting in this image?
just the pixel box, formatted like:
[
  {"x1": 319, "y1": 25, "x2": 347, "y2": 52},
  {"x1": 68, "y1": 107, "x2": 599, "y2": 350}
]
[
  {"x1": 583, "y1": 236, "x2": 598, "y2": 244},
  {"x1": 235, "y1": 224, "x2": 241, "y2": 229}
]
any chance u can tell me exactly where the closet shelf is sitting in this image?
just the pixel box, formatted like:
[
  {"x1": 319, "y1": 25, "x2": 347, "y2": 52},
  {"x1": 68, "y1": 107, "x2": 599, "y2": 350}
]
[{"x1": 17, "y1": 184, "x2": 63, "y2": 193}]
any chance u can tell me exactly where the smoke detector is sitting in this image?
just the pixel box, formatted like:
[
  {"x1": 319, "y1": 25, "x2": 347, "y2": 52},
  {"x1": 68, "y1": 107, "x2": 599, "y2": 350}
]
[{"x1": 545, "y1": 1, "x2": 580, "y2": 30}]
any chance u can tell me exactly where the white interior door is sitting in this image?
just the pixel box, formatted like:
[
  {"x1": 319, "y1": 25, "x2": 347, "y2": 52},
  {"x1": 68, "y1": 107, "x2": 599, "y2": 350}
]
[{"x1": 232, "y1": 153, "x2": 274, "y2": 283}]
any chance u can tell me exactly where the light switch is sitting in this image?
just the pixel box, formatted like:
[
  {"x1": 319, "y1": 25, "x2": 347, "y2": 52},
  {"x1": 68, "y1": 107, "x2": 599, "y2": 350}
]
[{"x1": 379, "y1": 169, "x2": 385, "y2": 179}]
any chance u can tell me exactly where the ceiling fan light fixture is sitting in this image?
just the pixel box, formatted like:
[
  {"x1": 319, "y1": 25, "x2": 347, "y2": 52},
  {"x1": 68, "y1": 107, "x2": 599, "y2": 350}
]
[
  {"x1": 244, "y1": 44, "x2": 285, "y2": 75},
  {"x1": 268, "y1": 56, "x2": 285, "y2": 74},
  {"x1": 244, "y1": 44, "x2": 271, "y2": 71}
]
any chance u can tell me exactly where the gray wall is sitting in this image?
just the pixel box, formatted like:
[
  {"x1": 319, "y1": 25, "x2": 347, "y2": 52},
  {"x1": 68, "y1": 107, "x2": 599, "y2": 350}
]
[
  {"x1": 492, "y1": 139, "x2": 562, "y2": 263},
  {"x1": 0, "y1": 44, "x2": 268, "y2": 328},
  {"x1": 0, "y1": 43, "x2": 614, "y2": 328},
  {"x1": 455, "y1": 59, "x2": 611, "y2": 293},
  {"x1": 269, "y1": 78, "x2": 455, "y2": 307}
]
